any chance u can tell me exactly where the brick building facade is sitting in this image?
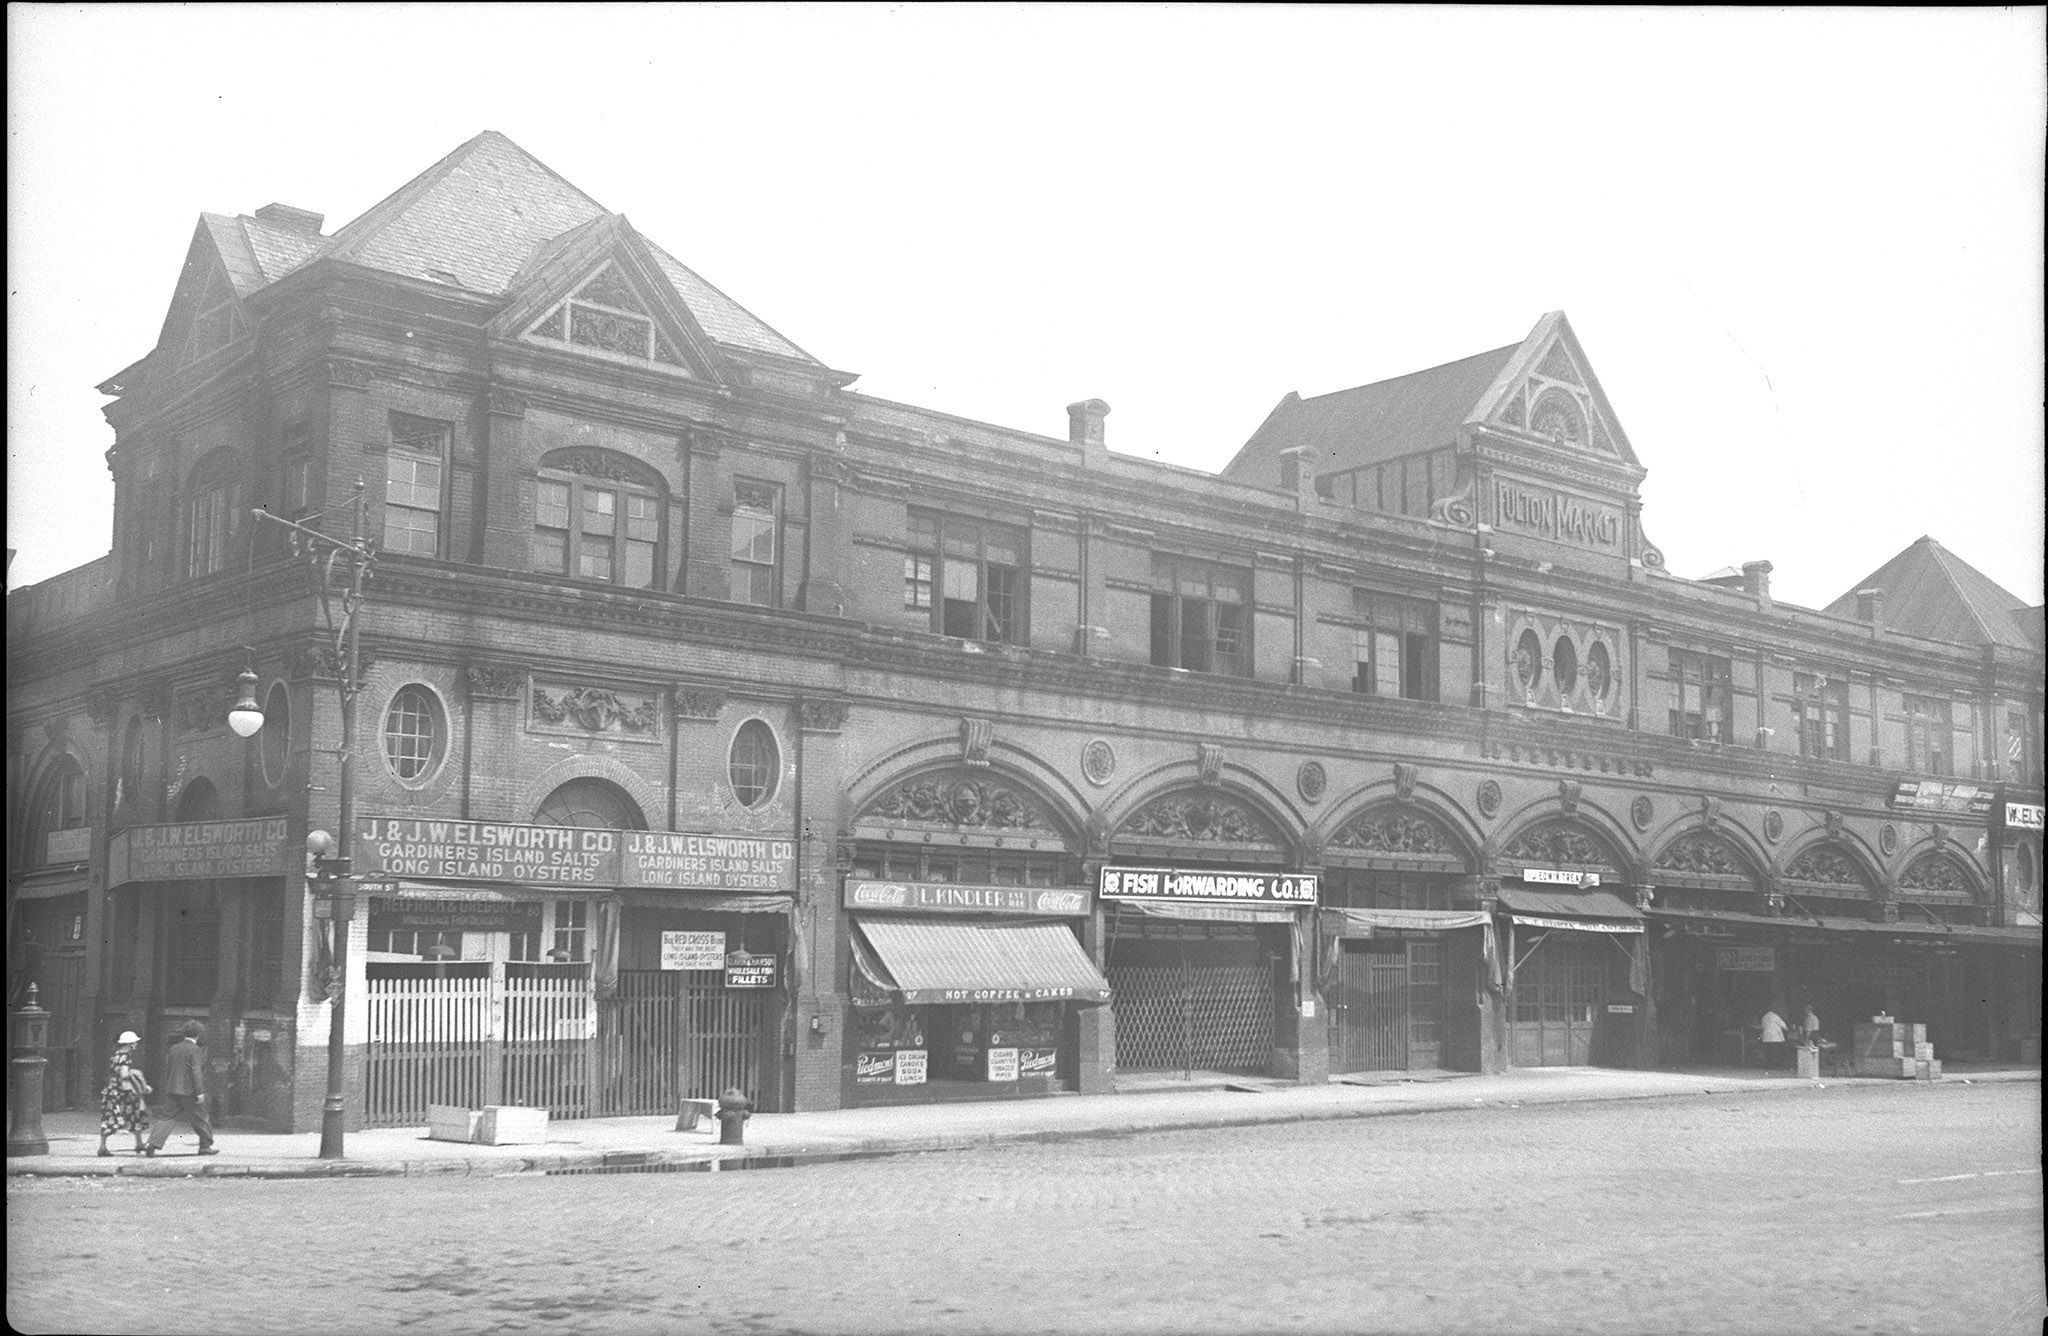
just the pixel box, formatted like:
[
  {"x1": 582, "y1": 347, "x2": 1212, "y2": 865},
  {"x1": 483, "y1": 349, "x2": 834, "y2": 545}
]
[{"x1": 9, "y1": 132, "x2": 2041, "y2": 1131}]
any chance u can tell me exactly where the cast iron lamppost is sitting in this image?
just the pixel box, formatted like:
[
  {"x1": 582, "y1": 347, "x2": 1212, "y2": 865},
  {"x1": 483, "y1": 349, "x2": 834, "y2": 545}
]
[{"x1": 236, "y1": 487, "x2": 374, "y2": 1159}]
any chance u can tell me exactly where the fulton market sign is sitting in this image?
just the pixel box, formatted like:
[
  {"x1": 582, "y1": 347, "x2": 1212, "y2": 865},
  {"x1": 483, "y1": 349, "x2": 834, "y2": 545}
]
[{"x1": 1098, "y1": 866, "x2": 1318, "y2": 906}]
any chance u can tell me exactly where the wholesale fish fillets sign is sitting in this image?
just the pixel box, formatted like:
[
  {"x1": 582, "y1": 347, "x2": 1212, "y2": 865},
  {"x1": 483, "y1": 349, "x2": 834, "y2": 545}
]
[
  {"x1": 1098, "y1": 866, "x2": 1318, "y2": 905},
  {"x1": 358, "y1": 818, "x2": 794, "y2": 893}
]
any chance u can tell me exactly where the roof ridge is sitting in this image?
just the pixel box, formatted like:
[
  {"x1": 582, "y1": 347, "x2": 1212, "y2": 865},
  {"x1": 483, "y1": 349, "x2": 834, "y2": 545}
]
[
  {"x1": 323, "y1": 130, "x2": 606, "y2": 267},
  {"x1": 1925, "y1": 540, "x2": 2017, "y2": 642}
]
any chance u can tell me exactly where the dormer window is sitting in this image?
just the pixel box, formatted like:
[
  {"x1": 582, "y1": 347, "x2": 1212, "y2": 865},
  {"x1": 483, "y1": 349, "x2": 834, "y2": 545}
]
[{"x1": 529, "y1": 264, "x2": 687, "y2": 368}]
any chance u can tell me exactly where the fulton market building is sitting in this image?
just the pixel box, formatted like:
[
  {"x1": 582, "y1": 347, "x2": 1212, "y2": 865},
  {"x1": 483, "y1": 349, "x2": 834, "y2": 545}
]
[{"x1": 8, "y1": 132, "x2": 2041, "y2": 1131}]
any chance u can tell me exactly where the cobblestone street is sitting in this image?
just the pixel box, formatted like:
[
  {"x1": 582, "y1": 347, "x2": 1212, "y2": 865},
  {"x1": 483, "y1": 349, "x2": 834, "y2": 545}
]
[{"x1": 9, "y1": 1081, "x2": 2041, "y2": 1336}]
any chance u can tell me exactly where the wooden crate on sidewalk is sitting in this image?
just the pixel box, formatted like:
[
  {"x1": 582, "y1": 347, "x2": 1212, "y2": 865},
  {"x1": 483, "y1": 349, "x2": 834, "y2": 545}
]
[{"x1": 477, "y1": 1105, "x2": 549, "y2": 1145}]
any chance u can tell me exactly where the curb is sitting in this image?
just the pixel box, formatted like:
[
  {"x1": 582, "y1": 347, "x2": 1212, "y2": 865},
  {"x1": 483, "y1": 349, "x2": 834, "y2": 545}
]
[{"x1": 8, "y1": 1070, "x2": 2033, "y2": 1181}]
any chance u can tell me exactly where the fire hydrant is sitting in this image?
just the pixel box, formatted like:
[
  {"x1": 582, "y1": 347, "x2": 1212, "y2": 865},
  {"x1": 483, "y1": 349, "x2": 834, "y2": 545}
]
[{"x1": 716, "y1": 1088, "x2": 752, "y2": 1145}]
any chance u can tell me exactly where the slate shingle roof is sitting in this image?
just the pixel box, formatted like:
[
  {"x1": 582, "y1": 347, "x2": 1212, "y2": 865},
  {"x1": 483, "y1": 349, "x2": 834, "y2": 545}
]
[
  {"x1": 1223, "y1": 343, "x2": 1520, "y2": 488},
  {"x1": 195, "y1": 130, "x2": 817, "y2": 364},
  {"x1": 1824, "y1": 536, "x2": 2038, "y2": 650}
]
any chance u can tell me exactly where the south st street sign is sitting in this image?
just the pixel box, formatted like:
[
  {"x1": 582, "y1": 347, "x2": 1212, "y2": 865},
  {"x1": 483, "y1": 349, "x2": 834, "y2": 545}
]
[{"x1": 1098, "y1": 866, "x2": 1318, "y2": 906}]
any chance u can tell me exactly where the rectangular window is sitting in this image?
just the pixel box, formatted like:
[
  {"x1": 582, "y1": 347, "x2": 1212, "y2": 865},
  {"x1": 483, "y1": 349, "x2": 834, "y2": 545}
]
[
  {"x1": 187, "y1": 483, "x2": 232, "y2": 577},
  {"x1": 2007, "y1": 710, "x2": 2034, "y2": 786},
  {"x1": 532, "y1": 472, "x2": 662, "y2": 589},
  {"x1": 1149, "y1": 553, "x2": 1251, "y2": 676},
  {"x1": 1905, "y1": 695, "x2": 1952, "y2": 776},
  {"x1": 731, "y1": 479, "x2": 781, "y2": 607},
  {"x1": 384, "y1": 415, "x2": 447, "y2": 557},
  {"x1": 282, "y1": 428, "x2": 312, "y2": 515},
  {"x1": 552, "y1": 899, "x2": 588, "y2": 962},
  {"x1": 1794, "y1": 673, "x2": 1850, "y2": 761},
  {"x1": 1351, "y1": 590, "x2": 1440, "y2": 700},
  {"x1": 1668, "y1": 648, "x2": 1734, "y2": 741},
  {"x1": 907, "y1": 509, "x2": 1028, "y2": 645}
]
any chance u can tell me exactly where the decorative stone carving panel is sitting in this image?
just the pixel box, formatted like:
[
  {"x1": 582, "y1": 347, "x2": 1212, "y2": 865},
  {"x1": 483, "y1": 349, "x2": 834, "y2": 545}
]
[
  {"x1": 1898, "y1": 853, "x2": 1974, "y2": 898},
  {"x1": 1783, "y1": 845, "x2": 1866, "y2": 888},
  {"x1": 961, "y1": 718, "x2": 994, "y2": 768},
  {"x1": 1654, "y1": 830, "x2": 1749, "y2": 878},
  {"x1": 1501, "y1": 820, "x2": 1615, "y2": 868},
  {"x1": 673, "y1": 688, "x2": 728, "y2": 721},
  {"x1": 1329, "y1": 810, "x2": 1456, "y2": 857},
  {"x1": 799, "y1": 699, "x2": 849, "y2": 732},
  {"x1": 865, "y1": 773, "x2": 1060, "y2": 835},
  {"x1": 529, "y1": 682, "x2": 660, "y2": 741},
  {"x1": 1121, "y1": 793, "x2": 1279, "y2": 848},
  {"x1": 466, "y1": 663, "x2": 524, "y2": 700}
]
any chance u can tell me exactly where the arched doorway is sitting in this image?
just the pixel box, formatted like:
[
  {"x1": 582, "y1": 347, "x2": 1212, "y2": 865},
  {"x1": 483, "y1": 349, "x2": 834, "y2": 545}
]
[
  {"x1": 1496, "y1": 817, "x2": 1642, "y2": 1067},
  {"x1": 1102, "y1": 787, "x2": 1304, "y2": 1082}
]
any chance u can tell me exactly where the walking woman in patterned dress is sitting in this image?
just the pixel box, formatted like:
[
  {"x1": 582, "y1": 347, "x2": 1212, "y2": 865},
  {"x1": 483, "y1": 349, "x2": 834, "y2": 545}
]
[{"x1": 96, "y1": 1030, "x2": 151, "y2": 1156}]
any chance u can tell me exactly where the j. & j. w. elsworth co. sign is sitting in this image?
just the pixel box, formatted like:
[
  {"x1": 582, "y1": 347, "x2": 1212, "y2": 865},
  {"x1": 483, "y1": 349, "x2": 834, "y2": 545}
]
[{"x1": 1493, "y1": 481, "x2": 1621, "y2": 549}]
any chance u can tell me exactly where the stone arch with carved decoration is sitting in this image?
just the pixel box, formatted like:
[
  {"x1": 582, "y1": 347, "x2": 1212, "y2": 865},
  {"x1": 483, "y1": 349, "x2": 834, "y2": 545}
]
[
  {"x1": 1314, "y1": 780, "x2": 1482, "y2": 872},
  {"x1": 1490, "y1": 797, "x2": 1641, "y2": 882},
  {"x1": 845, "y1": 739, "x2": 1088, "y2": 851},
  {"x1": 1891, "y1": 835, "x2": 1990, "y2": 904},
  {"x1": 1100, "y1": 765, "x2": 1306, "y2": 865},
  {"x1": 1772, "y1": 834, "x2": 1885, "y2": 902},
  {"x1": 1642, "y1": 816, "x2": 1772, "y2": 894}
]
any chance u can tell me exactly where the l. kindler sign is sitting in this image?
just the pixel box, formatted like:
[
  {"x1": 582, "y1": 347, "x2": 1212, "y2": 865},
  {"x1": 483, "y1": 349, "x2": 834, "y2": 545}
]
[{"x1": 357, "y1": 818, "x2": 795, "y2": 893}]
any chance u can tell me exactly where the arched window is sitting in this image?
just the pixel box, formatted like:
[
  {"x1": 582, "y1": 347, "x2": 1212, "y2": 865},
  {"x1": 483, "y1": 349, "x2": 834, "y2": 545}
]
[
  {"x1": 185, "y1": 450, "x2": 240, "y2": 579},
  {"x1": 27, "y1": 758, "x2": 88, "y2": 868},
  {"x1": 174, "y1": 778, "x2": 223, "y2": 822},
  {"x1": 729, "y1": 720, "x2": 780, "y2": 808},
  {"x1": 535, "y1": 777, "x2": 646, "y2": 831},
  {"x1": 531, "y1": 449, "x2": 665, "y2": 589}
]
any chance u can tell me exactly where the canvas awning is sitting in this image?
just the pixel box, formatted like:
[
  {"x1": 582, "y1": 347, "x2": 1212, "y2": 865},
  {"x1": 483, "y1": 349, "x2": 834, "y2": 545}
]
[
  {"x1": 1321, "y1": 907, "x2": 1491, "y2": 936},
  {"x1": 1109, "y1": 899, "x2": 1303, "y2": 924},
  {"x1": 1645, "y1": 907, "x2": 2041, "y2": 947},
  {"x1": 1497, "y1": 886, "x2": 1642, "y2": 933},
  {"x1": 850, "y1": 916, "x2": 1112, "y2": 1006}
]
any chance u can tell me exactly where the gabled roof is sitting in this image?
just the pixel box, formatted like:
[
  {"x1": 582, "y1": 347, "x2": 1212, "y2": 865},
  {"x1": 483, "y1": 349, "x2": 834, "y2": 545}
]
[
  {"x1": 1824, "y1": 536, "x2": 2038, "y2": 650},
  {"x1": 1222, "y1": 311, "x2": 1638, "y2": 488},
  {"x1": 1223, "y1": 344, "x2": 1518, "y2": 486},
  {"x1": 119, "y1": 130, "x2": 820, "y2": 384}
]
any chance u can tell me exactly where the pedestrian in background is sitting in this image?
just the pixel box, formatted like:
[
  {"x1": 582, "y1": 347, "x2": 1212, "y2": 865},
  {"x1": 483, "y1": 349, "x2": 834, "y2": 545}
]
[
  {"x1": 1800, "y1": 1003, "x2": 1822, "y2": 1045},
  {"x1": 1758, "y1": 1005, "x2": 1789, "y2": 1069},
  {"x1": 144, "y1": 1020, "x2": 217, "y2": 1157},
  {"x1": 95, "y1": 1030, "x2": 151, "y2": 1157}
]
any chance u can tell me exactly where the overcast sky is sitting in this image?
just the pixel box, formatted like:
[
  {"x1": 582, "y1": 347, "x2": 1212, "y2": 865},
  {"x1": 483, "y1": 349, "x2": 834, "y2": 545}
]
[{"x1": 9, "y1": 4, "x2": 2043, "y2": 613}]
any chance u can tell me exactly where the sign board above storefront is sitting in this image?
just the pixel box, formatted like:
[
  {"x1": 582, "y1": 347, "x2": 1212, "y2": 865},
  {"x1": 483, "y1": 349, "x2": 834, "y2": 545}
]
[
  {"x1": 1521, "y1": 868, "x2": 1600, "y2": 886},
  {"x1": 1889, "y1": 780, "x2": 1994, "y2": 817},
  {"x1": 108, "y1": 818, "x2": 293, "y2": 886},
  {"x1": 1098, "y1": 866, "x2": 1317, "y2": 906},
  {"x1": 2002, "y1": 801, "x2": 2044, "y2": 832},
  {"x1": 357, "y1": 819, "x2": 794, "y2": 893},
  {"x1": 843, "y1": 881, "x2": 1090, "y2": 917},
  {"x1": 44, "y1": 826, "x2": 92, "y2": 864},
  {"x1": 369, "y1": 897, "x2": 542, "y2": 935},
  {"x1": 1716, "y1": 945, "x2": 1776, "y2": 973}
]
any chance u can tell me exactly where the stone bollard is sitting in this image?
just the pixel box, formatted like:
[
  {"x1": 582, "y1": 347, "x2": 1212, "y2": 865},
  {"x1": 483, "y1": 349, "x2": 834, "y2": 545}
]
[{"x1": 716, "y1": 1087, "x2": 752, "y2": 1146}]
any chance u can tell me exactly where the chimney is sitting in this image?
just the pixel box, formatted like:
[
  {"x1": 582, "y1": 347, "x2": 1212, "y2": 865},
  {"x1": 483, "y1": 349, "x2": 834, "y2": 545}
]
[
  {"x1": 1856, "y1": 587, "x2": 1884, "y2": 634},
  {"x1": 254, "y1": 203, "x2": 325, "y2": 234},
  {"x1": 1741, "y1": 560, "x2": 1773, "y2": 607},
  {"x1": 1067, "y1": 399, "x2": 1109, "y2": 468},
  {"x1": 1278, "y1": 445, "x2": 1316, "y2": 510}
]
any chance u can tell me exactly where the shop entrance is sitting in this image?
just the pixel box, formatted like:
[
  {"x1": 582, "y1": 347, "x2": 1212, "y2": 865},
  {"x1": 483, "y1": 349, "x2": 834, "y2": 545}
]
[
  {"x1": 1335, "y1": 939, "x2": 1444, "y2": 1072},
  {"x1": 1509, "y1": 933, "x2": 1611, "y2": 1066},
  {"x1": 1107, "y1": 922, "x2": 1275, "y2": 1077},
  {"x1": 594, "y1": 969, "x2": 766, "y2": 1115}
]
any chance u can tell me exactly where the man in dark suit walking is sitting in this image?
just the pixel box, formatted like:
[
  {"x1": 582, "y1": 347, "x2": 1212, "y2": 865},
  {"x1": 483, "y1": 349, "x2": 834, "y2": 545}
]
[{"x1": 145, "y1": 1020, "x2": 217, "y2": 1157}]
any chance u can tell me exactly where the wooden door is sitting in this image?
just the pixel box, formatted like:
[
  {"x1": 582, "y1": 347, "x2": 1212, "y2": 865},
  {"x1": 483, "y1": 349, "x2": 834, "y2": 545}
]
[
  {"x1": 1406, "y1": 941, "x2": 1444, "y2": 1070},
  {"x1": 1511, "y1": 934, "x2": 1607, "y2": 1066},
  {"x1": 1338, "y1": 942, "x2": 1408, "y2": 1071}
]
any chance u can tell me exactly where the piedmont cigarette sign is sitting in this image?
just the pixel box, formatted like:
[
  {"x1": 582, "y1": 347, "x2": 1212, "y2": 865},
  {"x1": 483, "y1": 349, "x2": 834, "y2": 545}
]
[
  {"x1": 1098, "y1": 866, "x2": 1318, "y2": 906},
  {"x1": 357, "y1": 819, "x2": 793, "y2": 892}
]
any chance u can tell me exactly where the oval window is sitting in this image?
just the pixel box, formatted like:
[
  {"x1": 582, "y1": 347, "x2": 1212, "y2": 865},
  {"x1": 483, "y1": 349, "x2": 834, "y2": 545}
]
[
  {"x1": 1552, "y1": 638, "x2": 1579, "y2": 695},
  {"x1": 382, "y1": 684, "x2": 447, "y2": 784},
  {"x1": 1512, "y1": 629, "x2": 1544, "y2": 697},
  {"x1": 1585, "y1": 642, "x2": 1613, "y2": 706},
  {"x1": 259, "y1": 682, "x2": 292, "y2": 788},
  {"x1": 729, "y1": 720, "x2": 780, "y2": 808}
]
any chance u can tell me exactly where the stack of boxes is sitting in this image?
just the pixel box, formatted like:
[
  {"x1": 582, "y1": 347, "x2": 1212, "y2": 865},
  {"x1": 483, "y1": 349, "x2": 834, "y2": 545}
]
[{"x1": 1852, "y1": 1020, "x2": 1940, "y2": 1079}]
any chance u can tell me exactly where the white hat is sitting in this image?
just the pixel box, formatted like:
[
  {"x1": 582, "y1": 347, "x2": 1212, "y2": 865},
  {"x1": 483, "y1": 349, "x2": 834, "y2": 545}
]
[{"x1": 117, "y1": 1031, "x2": 141, "y2": 1045}]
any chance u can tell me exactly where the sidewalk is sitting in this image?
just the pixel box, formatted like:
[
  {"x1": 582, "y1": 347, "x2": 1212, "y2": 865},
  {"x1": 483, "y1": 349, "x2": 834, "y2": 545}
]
[{"x1": 8, "y1": 1063, "x2": 2035, "y2": 1181}]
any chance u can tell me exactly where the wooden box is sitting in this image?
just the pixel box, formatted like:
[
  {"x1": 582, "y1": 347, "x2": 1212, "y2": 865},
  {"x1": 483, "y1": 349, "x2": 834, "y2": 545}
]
[
  {"x1": 1857, "y1": 1055, "x2": 1916, "y2": 1078},
  {"x1": 428, "y1": 1104, "x2": 482, "y2": 1144},
  {"x1": 1917, "y1": 1059, "x2": 1942, "y2": 1081},
  {"x1": 1911, "y1": 1042, "x2": 1934, "y2": 1060},
  {"x1": 1904, "y1": 1023, "x2": 1927, "y2": 1044},
  {"x1": 477, "y1": 1105, "x2": 549, "y2": 1145},
  {"x1": 1795, "y1": 1047, "x2": 1821, "y2": 1080}
]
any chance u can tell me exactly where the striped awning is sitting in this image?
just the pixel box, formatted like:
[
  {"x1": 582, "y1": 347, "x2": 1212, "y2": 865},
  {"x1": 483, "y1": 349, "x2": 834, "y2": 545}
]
[{"x1": 850, "y1": 916, "x2": 1111, "y2": 1006}]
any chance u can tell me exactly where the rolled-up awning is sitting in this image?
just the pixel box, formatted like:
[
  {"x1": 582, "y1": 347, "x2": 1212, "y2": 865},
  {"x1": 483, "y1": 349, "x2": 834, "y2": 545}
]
[
  {"x1": 1498, "y1": 886, "x2": 1642, "y2": 933},
  {"x1": 850, "y1": 916, "x2": 1112, "y2": 1006},
  {"x1": 1321, "y1": 907, "x2": 1491, "y2": 936},
  {"x1": 1111, "y1": 900, "x2": 1301, "y2": 924}
]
